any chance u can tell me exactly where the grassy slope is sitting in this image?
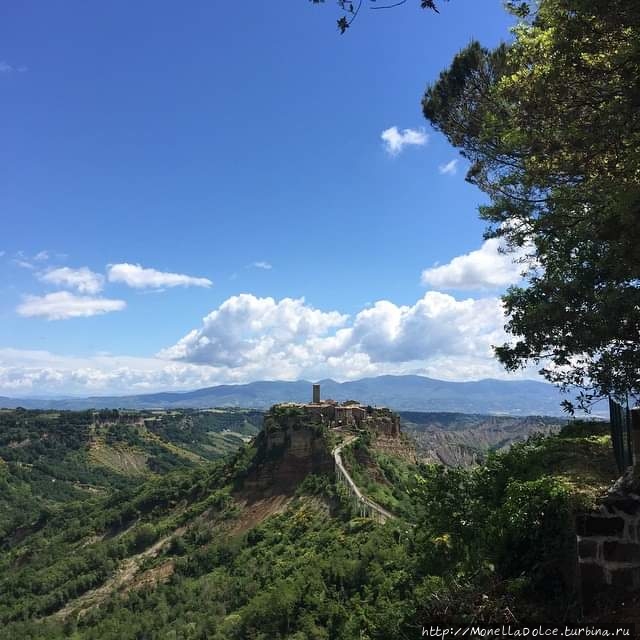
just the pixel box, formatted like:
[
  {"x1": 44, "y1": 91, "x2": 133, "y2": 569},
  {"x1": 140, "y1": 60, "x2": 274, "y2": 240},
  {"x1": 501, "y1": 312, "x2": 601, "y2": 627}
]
[
  {"x1": 0, "y1": 409, "x2": 262, "y2": 544},
  {"x1": 0, "y1": 419, "x2": 621, "y2": 638},
  {"x1": 339, "y1": 433, "x2": 419, "y2": 520},
  {"x1": 509, "y1": 421, "x2": 616, "y2": 505}
]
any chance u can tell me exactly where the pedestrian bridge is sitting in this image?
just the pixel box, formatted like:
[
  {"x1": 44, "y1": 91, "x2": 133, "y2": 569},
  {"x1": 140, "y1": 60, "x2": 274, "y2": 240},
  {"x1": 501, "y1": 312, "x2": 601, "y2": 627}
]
[{"x1": 332, "y1": 436, "x2": 395, "y2": 524}]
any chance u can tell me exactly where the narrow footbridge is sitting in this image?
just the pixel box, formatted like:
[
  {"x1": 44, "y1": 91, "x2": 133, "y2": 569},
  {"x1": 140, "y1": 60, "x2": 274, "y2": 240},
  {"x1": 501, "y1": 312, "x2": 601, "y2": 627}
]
[{"x1": 332, "y1": 436, "x2": 395, "y2": 524}]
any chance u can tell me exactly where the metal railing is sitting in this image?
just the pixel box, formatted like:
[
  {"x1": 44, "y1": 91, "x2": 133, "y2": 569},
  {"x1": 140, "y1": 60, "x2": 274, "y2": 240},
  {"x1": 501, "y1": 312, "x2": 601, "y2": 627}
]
[{"x1": 332, "y1": 437, "x2": 394, "y2": 524}]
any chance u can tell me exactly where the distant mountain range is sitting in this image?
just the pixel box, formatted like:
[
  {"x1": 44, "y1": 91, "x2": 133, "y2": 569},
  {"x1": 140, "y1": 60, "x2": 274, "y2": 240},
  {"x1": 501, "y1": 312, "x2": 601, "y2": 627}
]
[{"x1": 0, "y1": 375, "x2": 575, "y2": 415}]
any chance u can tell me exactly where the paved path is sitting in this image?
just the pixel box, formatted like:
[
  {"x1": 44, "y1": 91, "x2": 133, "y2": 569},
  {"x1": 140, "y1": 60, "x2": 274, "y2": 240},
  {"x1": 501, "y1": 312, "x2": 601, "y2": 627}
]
[{"x1": 332, "y1": 436, "x2": 395, "y2": 523}]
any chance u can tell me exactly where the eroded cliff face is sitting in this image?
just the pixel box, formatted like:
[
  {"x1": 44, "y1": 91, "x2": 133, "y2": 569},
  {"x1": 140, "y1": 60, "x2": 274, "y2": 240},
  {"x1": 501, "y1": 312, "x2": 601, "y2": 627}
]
[
  {"x1": 242, "y1": 403, "x2": 415, "y2": 495},
  {"x1": 243, "y1": 407, "x2": 333, "y2": 494},
  {"x1": 404, "y1": 414, "x2": 565, "y2": 467},
  {"x1": 371, "y1": 433, "x2": 417, "y2": 464}
]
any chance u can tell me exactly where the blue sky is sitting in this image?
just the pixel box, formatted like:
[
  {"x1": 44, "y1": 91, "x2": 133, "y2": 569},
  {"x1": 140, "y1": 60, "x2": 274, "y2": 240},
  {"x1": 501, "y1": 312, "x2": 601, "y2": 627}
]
[{"x1": 1, "y1": 1, "x2": 535, "y2": 396}]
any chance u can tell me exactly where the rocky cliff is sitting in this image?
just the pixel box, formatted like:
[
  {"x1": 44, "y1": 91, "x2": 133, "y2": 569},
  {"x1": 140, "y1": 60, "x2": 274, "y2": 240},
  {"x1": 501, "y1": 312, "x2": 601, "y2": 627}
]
[
  {"x1": 243, "y1": 405, "x2": 334, "y2": 494},
  {"x1": 402, "y1": 413, "x2": 566, "y2": 466}
]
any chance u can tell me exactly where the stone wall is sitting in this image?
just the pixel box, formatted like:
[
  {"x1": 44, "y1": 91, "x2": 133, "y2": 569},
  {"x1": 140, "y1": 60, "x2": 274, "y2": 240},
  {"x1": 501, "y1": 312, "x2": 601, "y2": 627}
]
[
  {"x1": 577, "y1": 469, "x2": 640, "y2": 608},
  {"x1": 363, "y1": 410, "x2": 401, "y2": 437}
]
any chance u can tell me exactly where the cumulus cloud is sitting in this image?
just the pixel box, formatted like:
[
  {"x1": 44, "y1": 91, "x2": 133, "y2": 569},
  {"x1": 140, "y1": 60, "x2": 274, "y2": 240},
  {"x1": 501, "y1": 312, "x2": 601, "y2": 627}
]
[
  {"x1": 107, "y1": 263, "x2": 212, "y2": 289},
  {"x1": 159, "y1": 294, "x2": 348, "y2": 367},
  {"x1": 421, "y1": 238, "x2": 526, "y2": 290},
  {"x1": 0, "y1": 349, "x2": 228, "y2": 396},
  {"x1": 347, "y1": 292, "x2": 505, "y2": 363},
  {"x1": 17, "y1": 291, "x2": 126, "y2": 320},
  {"x1": 39, "y1": 266, "x2": 105, "y2": 294},
  {"x1": 2, "y1": 291, "x2": 522, "y2": 396},
  {"x1": 5, "y1": 286, "x2": 551, "y2": 396},
  {"x1": 159, "y1": 292, "x2": 510, "y2": 384},
  {"x1": 439, "y1": 158, "x2": 458, "y2": 175},
  {"x1": 1, "y1": 288, "x2": 544, "y2": 396},
  {"x1": 380, "y1": 126, "x2": 428, "y2": 156}
]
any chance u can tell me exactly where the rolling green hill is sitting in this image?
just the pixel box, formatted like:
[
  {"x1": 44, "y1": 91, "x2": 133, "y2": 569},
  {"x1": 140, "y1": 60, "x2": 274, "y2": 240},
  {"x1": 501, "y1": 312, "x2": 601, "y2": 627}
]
[
  {"x1": 0, "y1": 408, "x2": 262, "y2": 543},
  {"x1": 0, "y1": 410, "x2": 620, "y2": 638}
]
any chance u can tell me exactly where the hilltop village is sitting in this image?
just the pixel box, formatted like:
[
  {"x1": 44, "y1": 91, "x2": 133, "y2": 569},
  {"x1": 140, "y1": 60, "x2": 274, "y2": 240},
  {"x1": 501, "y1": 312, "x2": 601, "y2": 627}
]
[
  {"x1": 247, "y1": 384, "x2": 414, "y2": 495},
  {"x1": 275, "y1": 383, "x2": 401, "y2": 437}
]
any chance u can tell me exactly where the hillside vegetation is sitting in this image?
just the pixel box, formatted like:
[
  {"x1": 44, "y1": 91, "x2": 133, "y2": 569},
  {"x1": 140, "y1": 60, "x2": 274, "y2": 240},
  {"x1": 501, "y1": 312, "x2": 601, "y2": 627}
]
[
  {"x1": 0, "y1": 408, "x2": 261, "y2": 543},
  {"x1": 0, "y1": 412, "x2": 619, "y2": 638}
]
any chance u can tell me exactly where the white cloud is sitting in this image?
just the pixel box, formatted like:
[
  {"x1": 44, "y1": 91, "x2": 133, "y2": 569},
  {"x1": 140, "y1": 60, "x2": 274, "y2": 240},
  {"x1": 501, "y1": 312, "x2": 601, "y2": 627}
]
[
  {"x1": 107, "y1": 263, "x2": 212, "y2": 289},
  {"x1": 33, "y1": 250, "x2": 50, "y2": 262},
  {"x1": 380, "y1": 126, "x2": 428, "y2": 156},
  {"x1": 346, "y1": 292, "x2": 505, "y2": 363},
  {"x1": 13, "y1": 259, "x2": 34, "y2": 270},
  {"x1": 159, "y1": 292, "x2": 511, "y2": 383},
  {"x1": 159, "y1": 294, "x2": 348, "y2": 367},
  {"x1": 16, "y1": 291, "x2": 126, "y2": 320},
  {"x1": 249, "y1": 261, "x2": 272, "y2": 270},
  {"x1": 0, "y1": 349, "x2": 226, "y2": 396},
  {"x1": 439, "y1": 158, "x2": 458, "y2": 175},
  {"x1": 12, "y1": 250, "x2": 50, "y2": 269},
  {"x1": 421, "y1": 238, "x2": 526, "y2": 290},
  {"x1": 2, "y1": 289, "x2": 543, "y2": 395},
  {"x1": 39, "y1": 266, "x2": 105, "y2": 294}
]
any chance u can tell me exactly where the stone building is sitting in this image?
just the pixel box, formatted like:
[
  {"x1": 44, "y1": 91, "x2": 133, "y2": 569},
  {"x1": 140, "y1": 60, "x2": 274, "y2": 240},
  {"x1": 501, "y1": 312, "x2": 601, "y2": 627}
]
[{"x1": 279, "y1": 384, "x2": 401, "y2": 435}]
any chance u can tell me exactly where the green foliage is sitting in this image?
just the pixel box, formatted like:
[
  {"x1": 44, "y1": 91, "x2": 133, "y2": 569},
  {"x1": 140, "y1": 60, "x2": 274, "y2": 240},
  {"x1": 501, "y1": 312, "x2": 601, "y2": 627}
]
[
  {"x1": 340, "y1": 435, "x2": 418, "y2": 519},
  {"x1": 559, "y1": 419, "x2": 609, "y2": 439},
  {"x1": 0, "y1": 408, "x2": 259, "y2": 544},
  {"x1": 295, "y1": 472, "x2": 336, "y2": 497},
  {"x1": 422, "y1": 0, "x2": 640, "y2": 409},
  {"x1": 411, "y1": 426, "x2": 617, "y2": 621},
  {"x1": 0, "y1": 416, "x2": 618, "y2": 636},
  {"x1": 497, "y1": 477, "x2": 573, "y2": 587}
]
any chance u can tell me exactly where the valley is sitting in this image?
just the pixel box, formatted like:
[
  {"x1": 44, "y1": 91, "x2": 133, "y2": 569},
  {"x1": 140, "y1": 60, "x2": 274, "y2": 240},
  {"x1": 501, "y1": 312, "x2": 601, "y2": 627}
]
[
  {"x1": 402, "y1": 412, "x2": 567, "y2": 466},
  {"x1": 0, "y1": 396, "x2": 620, "y2": 637},
  {"x1": 0, "y1": 403, "x2": 571, "y2": 546},
  {"x1": 0, "y1": 408, "x2": 261, "y2": 541}
]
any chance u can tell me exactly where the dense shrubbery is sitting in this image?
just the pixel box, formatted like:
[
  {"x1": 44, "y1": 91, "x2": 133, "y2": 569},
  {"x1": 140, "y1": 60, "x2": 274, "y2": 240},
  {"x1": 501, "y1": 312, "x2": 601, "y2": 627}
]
[
  {"x1": 0, "y1": 409, "x2": 262, "y2": 544},
  {"x1": 340, "y1": 435, "x2": 418, "y2": 519},
  {"x1": 414, "y1": 445, "x2": 578, "y2": 620},
  {"x1": 0, "y1": 417, "x2": 617, "y2": 637}
]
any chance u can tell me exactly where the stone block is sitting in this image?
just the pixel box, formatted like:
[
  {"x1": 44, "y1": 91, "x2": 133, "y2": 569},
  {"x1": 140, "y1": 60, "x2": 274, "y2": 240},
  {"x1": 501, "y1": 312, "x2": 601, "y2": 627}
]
[
  {"x1": 581, "y1": 562, "x2": 612, "y2": 613},
  {"x1": 602, "y1": 541, "x2": 640, "y2": 564},
  {"x1": 580, "y1": 562, "x2": 606, "y2": 586},
  {"x1": 610, "y1": 567, "x2": 640, "y2": 590},
  {"x1": 578, "y1": 538, "x2": 599, "y2": 559},
  {"x1": 576, "y1": 515, "x2": 625, "y2": 537},
  {"x1": 603, "y1": 496, "x2": 640, "y2": 516}
]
